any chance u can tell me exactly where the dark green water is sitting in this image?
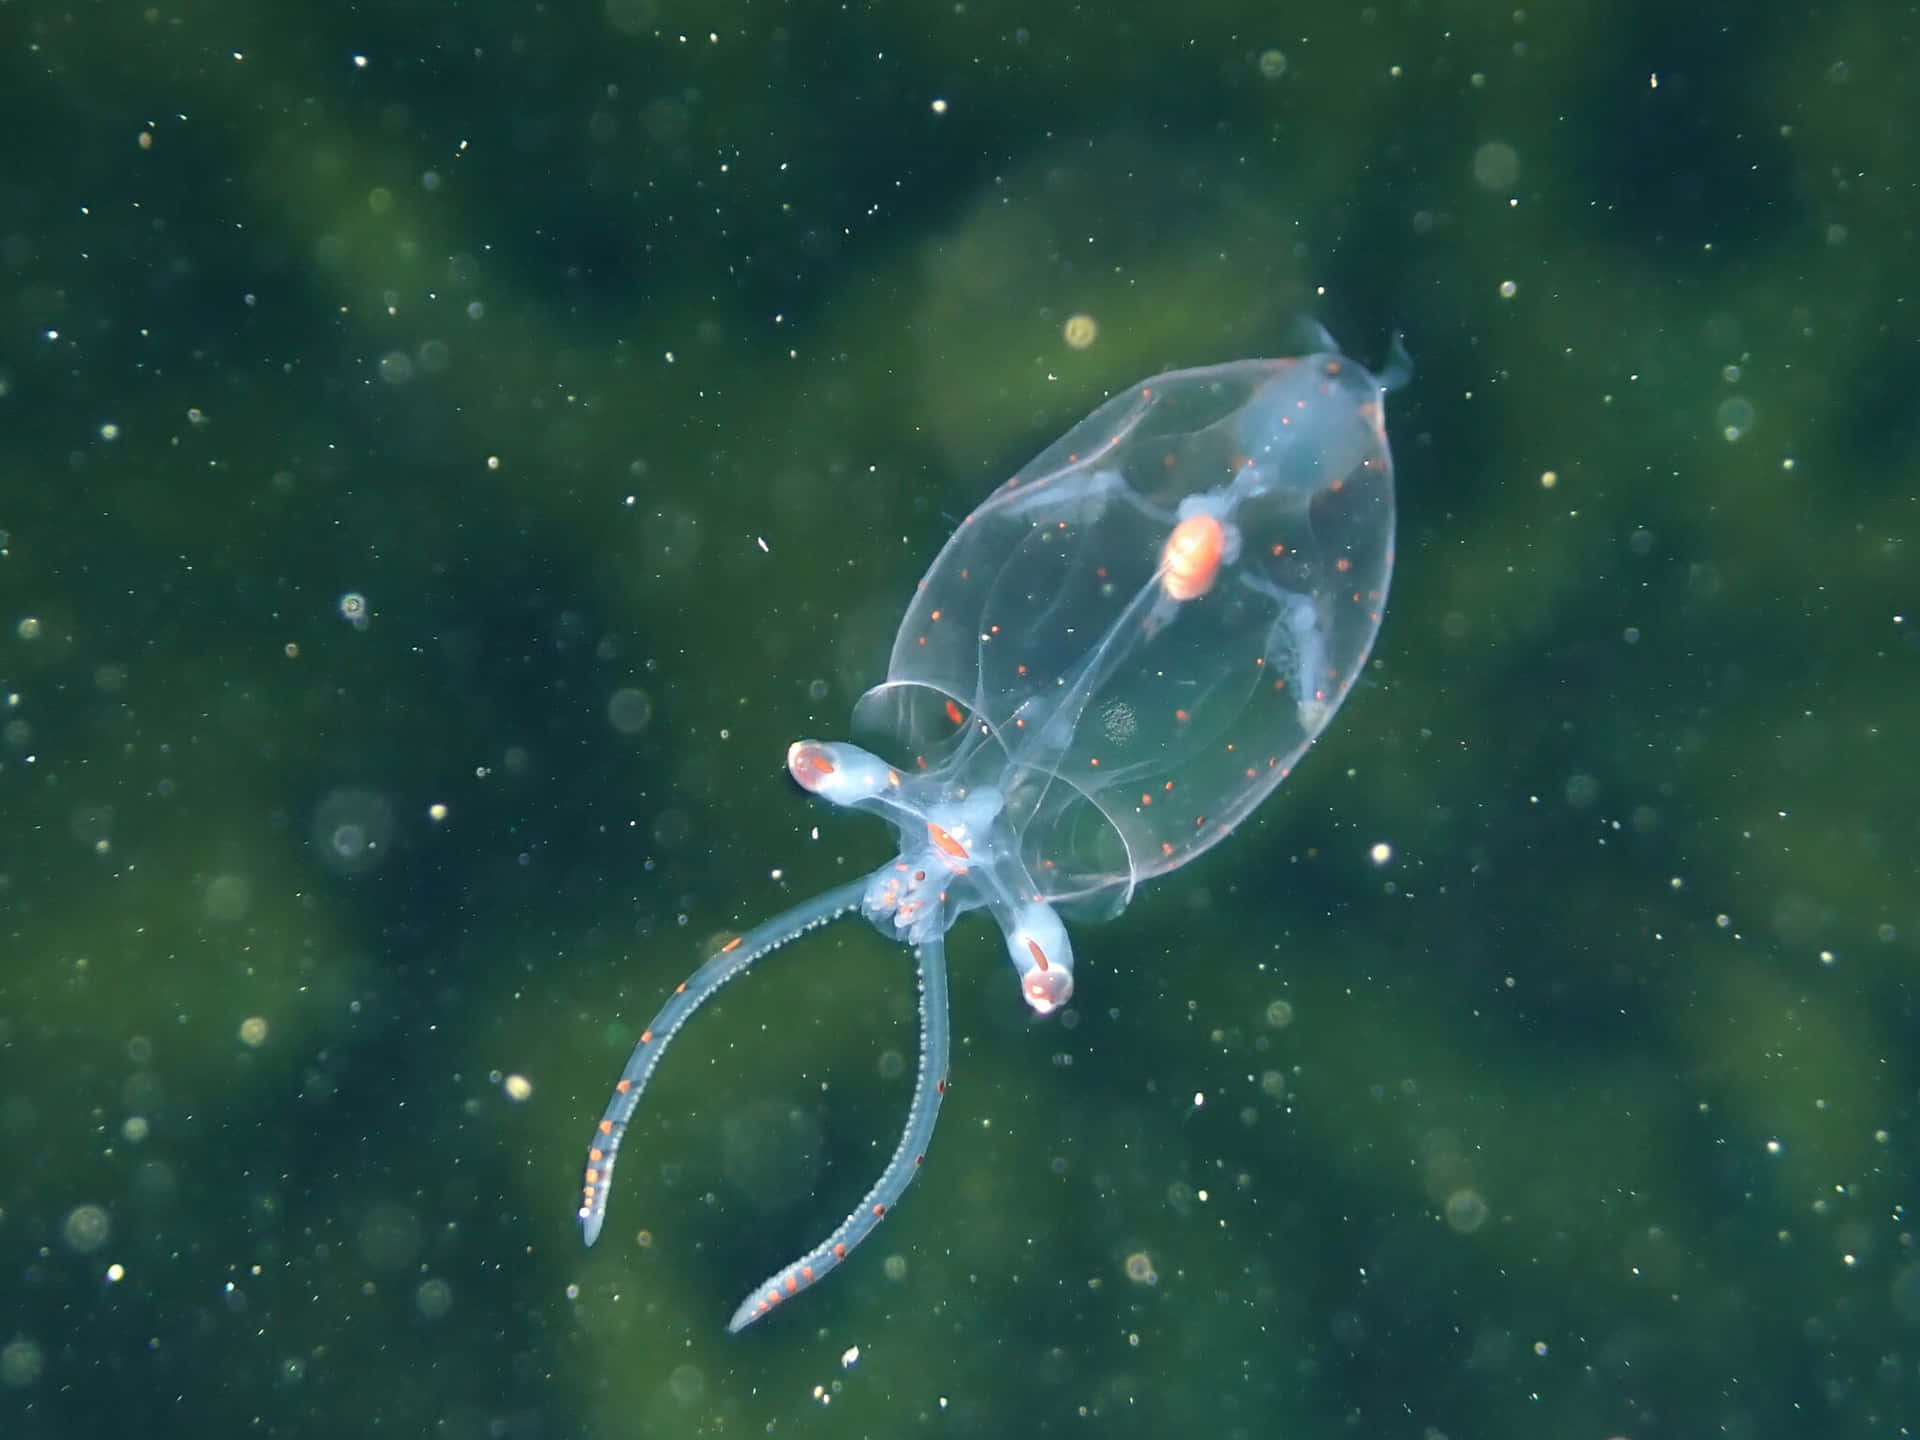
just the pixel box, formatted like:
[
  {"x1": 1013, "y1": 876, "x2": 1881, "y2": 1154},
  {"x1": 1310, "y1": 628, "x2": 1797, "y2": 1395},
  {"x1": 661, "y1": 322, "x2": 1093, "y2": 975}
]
[{"x1": 3, "y1": 3, "x2": 1916, "y2": 1437}]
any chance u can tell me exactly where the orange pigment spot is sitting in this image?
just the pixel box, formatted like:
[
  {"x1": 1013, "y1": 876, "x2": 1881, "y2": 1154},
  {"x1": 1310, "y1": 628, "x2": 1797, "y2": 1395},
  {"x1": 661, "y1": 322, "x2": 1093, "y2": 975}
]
[{"x1": 927, "y1": 825, "x2": 969, "y2": 861}]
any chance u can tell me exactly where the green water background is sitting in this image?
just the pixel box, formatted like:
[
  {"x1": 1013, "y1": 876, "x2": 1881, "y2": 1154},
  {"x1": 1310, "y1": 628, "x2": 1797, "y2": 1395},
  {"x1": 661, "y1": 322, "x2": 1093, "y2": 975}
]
[{"x1": 2, "y1": 2, "x2": 1915, "y2": 1436}]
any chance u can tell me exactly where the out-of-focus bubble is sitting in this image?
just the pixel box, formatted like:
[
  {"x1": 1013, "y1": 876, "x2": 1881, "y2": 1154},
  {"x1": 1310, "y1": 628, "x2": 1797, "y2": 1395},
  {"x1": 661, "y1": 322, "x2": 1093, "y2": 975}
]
[
  {"x1": 651, "y1": 810, "x2": 690, "y2": 850},
  {"x1": 312, "y1": 788, "x2": 396, "y2": 876},
  {"x1": 604, "y1": 0, "x2": 658, "y2": 36},
  {"x1": 1472, "y1": 141, "x2": 1519, "y2": 190},
  {"x1": 721, "y1": 1101, "x2": 823, "y2": 1213},
  {"x1": 1892, "y1": 1261, "x2": 1920, "y2": 1323},
  {"x1": 415, "y1": 1277, "x2": 454, "y2": 1321},
  {"x1": 131, "y1": 1158, "x2": 177, "y2": 1205},
  {"x1": 63, "y1": 1203, "x2": 111, "y2": 1253},
  {"x1": 640, "y1": 505, "x2": 702, "y2": 579},
  {"x1": 1445, "y1": 1188, "x2": 1490, "y2": 1233},
  {"x1": 608, "y1": 686, "x2": 654, "y2": 736},
  {"x1": 356, "y1": 1201, "x2": 424, "y2": 1271},
  {"x1": 1716, "y1": 395, "x2": 1755, "y2": 442},
  {"x1": 0, "y1": 1096, "x2": 34, "y2": 1140},
  {"x1": 69, "y1": 804, "x2": 113, "y2": 850},
  {"x1": 667, "y1": 1364, "x2": 706, "y2": 1405},
  {"x1": 0, "y1": 1336, "x2": 45, "y2": 1388},
  {"x1": 122, "y1": 1068, "x2": 161, "y2": 1109},
  {"x1": 205, "y1": 873, "x2": 252, "y2": 921}
]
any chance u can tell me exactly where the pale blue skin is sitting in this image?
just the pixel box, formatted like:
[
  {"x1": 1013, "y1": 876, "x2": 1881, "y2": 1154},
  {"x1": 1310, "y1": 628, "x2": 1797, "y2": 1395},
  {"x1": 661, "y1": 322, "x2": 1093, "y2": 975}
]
[{"x1": 579, "y1": 329, "x2": 1406, "y2": 1331}]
